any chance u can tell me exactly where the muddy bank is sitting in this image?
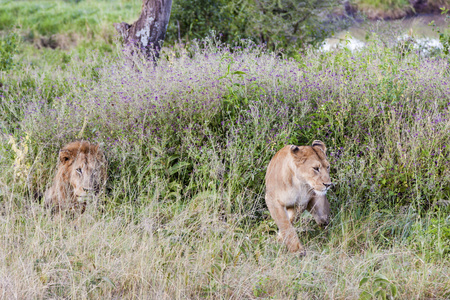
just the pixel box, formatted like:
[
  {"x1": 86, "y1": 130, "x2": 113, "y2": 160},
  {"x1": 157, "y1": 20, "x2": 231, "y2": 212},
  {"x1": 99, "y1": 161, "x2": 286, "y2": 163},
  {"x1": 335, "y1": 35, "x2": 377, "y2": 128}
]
[{"x1": 346, "y1": 0, "x2": 449, "y2": 20}]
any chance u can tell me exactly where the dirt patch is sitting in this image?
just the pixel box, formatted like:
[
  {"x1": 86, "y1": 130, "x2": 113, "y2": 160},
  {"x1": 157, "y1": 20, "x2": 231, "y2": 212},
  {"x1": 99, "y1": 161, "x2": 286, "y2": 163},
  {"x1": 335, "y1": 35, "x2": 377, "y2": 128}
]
[
  {"x1": 34, "y1": 33, "x2": 81, "y2": 50},
  {"x1": 411, "y1": 0, "x2": 449, "y2": 13}
]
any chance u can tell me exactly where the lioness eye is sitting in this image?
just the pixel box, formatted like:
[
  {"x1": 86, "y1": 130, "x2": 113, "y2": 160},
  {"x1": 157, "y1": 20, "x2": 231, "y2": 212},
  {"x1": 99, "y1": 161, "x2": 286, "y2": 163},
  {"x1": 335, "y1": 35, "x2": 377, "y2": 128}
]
[
  {"x1": 76, "y1": 168, "x2": 82, "y2": 175},
  {"x1": 313, "y1": 167, "x2": 319, "y2": 172}
]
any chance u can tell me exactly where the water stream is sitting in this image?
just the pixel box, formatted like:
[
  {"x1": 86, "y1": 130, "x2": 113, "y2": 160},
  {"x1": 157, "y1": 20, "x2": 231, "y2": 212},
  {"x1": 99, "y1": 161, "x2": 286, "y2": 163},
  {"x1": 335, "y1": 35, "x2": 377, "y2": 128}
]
[{"x1": 323, "y1": 14, "x2": 448, "y2": 51}]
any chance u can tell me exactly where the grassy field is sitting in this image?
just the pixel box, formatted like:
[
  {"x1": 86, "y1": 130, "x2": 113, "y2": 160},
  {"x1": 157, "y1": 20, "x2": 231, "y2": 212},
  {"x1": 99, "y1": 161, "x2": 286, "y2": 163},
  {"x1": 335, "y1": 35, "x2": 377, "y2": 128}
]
[
  {"x1": 1, "y1": 1, "x2": 450, "y2": 299},
  {"x1": 0, "y1": 0, "x2": 141, "y2": 49}
]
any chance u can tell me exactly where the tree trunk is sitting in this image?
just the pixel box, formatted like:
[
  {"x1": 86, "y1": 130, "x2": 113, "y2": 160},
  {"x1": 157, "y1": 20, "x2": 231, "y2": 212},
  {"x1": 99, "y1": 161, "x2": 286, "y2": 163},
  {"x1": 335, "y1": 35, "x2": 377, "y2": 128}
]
[{"x1": 114, "y1": 0, "x2": 173, "y2": 59}]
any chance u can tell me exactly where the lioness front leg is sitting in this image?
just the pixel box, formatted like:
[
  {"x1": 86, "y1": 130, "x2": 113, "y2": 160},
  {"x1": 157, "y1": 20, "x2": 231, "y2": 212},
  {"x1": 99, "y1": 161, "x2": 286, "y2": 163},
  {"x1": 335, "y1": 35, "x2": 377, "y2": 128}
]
[
  {"x1": 266, "y1": 196, "x2": 304, "y2": 253},
  {"x1": 286, "y1": 206, "x2": 297, "y2": 223}
]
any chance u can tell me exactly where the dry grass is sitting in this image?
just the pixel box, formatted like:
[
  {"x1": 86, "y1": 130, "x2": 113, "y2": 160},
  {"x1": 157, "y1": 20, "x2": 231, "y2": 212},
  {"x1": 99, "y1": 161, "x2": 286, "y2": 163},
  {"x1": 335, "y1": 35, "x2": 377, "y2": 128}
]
[{"x1": 1, "y1": 195, "x2": 449, "y2": 299}]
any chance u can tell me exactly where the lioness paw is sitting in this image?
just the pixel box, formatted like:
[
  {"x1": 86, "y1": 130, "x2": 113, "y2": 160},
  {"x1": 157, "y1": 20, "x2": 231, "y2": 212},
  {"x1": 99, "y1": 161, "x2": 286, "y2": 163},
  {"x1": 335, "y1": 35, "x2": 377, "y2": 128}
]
[{"x1": 286, "y1": 239, "x2": 304, "y2": 253}]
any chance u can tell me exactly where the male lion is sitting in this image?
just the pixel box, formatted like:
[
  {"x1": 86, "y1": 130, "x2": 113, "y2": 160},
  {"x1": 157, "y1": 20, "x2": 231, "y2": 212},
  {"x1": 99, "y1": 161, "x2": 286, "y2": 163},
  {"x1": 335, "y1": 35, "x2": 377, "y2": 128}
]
[
  {"x1": 44, "y1": 141, "x2": 107, "y2": 213},
  {"x1": 265, "y1": 140, "x2": 332, "y2": 254}
]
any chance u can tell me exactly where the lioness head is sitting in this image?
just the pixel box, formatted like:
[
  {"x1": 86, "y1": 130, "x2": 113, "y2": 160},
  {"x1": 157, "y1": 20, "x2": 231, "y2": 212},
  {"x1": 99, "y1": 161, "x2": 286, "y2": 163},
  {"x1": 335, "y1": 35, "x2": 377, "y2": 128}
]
[
  {"x1": 290, "y1": 140, "x2": 332, "y2": 226},
  {"x1": 290, "y1": 140, "x2": 332, "y2": 196},
  {"x1": 45, "y1": 141, "x2": 107, "y2": 212}
]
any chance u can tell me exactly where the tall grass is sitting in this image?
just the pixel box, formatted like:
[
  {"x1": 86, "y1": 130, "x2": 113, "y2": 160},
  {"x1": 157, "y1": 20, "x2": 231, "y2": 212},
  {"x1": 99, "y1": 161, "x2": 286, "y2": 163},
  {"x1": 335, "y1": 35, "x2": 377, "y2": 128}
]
[
  {"x1": 0, "y1": 201, "x2": 448, "y2": 299},
  {"x1": 3, "y1": 36, "x2": 449, "y2": 211},
  {"x1": 0, "y1": 34, "x2": 449, "y2": 298}
]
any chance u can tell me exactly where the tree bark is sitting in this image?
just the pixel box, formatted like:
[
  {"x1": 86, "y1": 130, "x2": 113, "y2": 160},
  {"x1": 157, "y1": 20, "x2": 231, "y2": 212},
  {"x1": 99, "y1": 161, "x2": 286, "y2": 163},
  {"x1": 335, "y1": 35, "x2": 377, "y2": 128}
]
[{"x1": 114, "y1": 0, "x2": 173, "y2": 59}]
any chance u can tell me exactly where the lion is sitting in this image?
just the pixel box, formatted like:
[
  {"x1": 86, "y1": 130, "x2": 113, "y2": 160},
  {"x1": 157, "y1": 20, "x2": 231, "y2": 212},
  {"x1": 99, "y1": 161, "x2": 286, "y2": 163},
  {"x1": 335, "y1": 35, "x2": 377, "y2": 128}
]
[
  {"x1": 265, "y1": 140, "x2": 332, "y2": 254},
  {"x1": 44, "y1": 141, "x2": 107, "y2": 213}
]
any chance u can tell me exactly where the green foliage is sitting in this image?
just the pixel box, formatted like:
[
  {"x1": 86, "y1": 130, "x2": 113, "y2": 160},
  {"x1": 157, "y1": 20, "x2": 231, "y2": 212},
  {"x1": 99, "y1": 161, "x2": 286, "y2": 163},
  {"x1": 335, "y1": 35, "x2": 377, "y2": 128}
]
[
  {"x1": 437, "y1": 7, "x2": 450, "y2": 56},
  {"x1": 244, "y1": 0, "x2": 342, "y2": 49},
  {"x1": 1, "y1": 0, "x2": 346, "y2": 52},
  {"x1": 409, "y1": 214, "x2": 450, "y2": 260},
  {"x1": 167, "y1": 0, "x2": 346, "y2": 50},
  {"x1": 428, "y1": 7, "x2": 450, "y2": 61},
  {"x1": 355, "y1": 0, "x2": 410, "y2": 10},
  {"x1": 359, "y1": 274, "x2": 398, "y2": 300},
  {"x1": 167, "y1": 0, "x2": 243, "y2": 42},
  {"x1": 0, "y1": 31, "x2": 19, "y2": 71}
]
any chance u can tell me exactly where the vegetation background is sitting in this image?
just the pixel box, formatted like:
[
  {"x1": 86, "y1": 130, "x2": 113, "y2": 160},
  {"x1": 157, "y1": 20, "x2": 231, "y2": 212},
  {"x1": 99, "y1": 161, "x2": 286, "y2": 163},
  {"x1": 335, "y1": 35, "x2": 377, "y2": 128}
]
[{"x1": 0, "y1": 0, "x2": 449, "y2": 298}]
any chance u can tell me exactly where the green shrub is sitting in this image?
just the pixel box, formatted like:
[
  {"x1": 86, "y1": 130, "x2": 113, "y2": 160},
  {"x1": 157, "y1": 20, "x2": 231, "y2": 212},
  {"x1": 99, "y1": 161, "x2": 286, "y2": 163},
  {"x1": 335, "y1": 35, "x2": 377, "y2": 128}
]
[
  {"x1": 1, "y1": 34, "x2": 448, "y2": 213},
  {"x1": 0, "y1": 31, "x2": 19, "y2": 71}
]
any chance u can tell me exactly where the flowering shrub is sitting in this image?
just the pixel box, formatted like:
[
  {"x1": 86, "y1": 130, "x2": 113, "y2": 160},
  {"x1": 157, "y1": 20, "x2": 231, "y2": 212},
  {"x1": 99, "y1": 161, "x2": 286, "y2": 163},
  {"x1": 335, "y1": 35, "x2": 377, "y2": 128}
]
[{"x1": 1, "y1": 36, "x2": 449, "y2": 212}]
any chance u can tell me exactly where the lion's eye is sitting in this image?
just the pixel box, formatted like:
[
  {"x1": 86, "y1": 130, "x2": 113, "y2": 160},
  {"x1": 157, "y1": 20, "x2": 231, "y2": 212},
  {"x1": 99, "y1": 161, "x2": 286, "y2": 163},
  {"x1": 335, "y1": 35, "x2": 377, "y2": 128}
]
[
  {"x1": 76, "y1": 168, "x2": 82, "y2": 175},
  {"x1": 313, "y1": 167, "x2": 320, "y2": 172}
]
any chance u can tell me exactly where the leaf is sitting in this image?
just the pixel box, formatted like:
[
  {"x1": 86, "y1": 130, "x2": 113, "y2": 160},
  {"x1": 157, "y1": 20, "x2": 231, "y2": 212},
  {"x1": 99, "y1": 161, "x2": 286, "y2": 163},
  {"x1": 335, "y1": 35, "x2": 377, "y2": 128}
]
[
  {"x1": 390, "y1": 284, "x2": 397, "y2": 297},
  {"x1": 359, "y1": 291, "x2": 372, "y2": 300},
  {"x1": 379, "y1": 289, "x2": 387, "y2": 300},
  {"x1": 231, "y1": 70, "x2": 246, "y2": 75},
  {"x1": 102, "y1": 276, "x2": 116, "y2": 288},
  {"x1": 167, "y1": 161, "x2": 190, "y2": 176},
  {"x1": 374, "y1": 273, "x2": 390, "y2": 284},
  {"x1": 359, "y1": 277, "x2": 369, "y2": 287}
]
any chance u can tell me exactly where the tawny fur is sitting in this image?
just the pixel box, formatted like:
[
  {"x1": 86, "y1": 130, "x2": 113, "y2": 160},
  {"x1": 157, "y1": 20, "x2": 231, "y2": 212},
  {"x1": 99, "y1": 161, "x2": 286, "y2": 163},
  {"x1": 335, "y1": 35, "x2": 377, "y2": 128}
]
[
  {"x1": 44, "y1": 141, "x2": 107, "y2": 213},
  {"x1": 265, "y1": 140, "x2": 332, "y2": 254}
]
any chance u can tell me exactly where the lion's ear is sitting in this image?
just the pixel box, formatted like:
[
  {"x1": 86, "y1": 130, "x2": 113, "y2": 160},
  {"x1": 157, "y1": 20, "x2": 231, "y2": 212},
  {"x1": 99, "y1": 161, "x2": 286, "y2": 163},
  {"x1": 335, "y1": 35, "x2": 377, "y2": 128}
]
[
  {"x1": 312, "y1": 140, "x2": 327, "y2": 154},
  {"x1": 291, "y1": 145, "x2": 308, "y2": 162},
  {"x1": 96, "y1": 147, "x2": 106, "y2": 162},
  {"x1": 290, "y1": 145, "x2": 300, "y2": 154},
  {"x1": 59, "y1": 149, "x2": 73, "y2": 164}
]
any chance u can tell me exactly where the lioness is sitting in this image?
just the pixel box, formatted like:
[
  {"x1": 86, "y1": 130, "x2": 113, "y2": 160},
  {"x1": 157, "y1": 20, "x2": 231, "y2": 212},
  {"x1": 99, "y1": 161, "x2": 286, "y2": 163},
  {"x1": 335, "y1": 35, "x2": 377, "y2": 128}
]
[
  {"x1": 265, "y1": 140, "x2": 332, "y2": 254},
  {"x1": 44, "y1": 141, "x2": 107, "y2": 213}
]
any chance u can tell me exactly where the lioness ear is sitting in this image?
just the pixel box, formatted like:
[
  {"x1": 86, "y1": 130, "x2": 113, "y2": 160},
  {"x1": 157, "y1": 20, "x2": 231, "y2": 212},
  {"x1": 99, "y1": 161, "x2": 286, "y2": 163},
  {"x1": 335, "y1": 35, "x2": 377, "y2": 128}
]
[
  {"x1": 59, "y1": 149, "x2": 73, "y2": 164},
  {"x1": 312, "y1": 140, "x2": 326, "y2": 154},
  {"x1": 290, "y1": 145, "x2": 300, "y2": 154}
]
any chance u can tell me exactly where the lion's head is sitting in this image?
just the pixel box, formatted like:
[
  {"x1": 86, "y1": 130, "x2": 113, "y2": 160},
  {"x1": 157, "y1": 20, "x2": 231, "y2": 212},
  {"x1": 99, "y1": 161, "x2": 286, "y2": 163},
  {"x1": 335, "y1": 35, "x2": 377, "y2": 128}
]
[
  {"x1": 290, "y1": 140, "x2": 332, "y2": 196},
  {"x1": 45, "y1": 141, "x2": 107, "y2": 212}
]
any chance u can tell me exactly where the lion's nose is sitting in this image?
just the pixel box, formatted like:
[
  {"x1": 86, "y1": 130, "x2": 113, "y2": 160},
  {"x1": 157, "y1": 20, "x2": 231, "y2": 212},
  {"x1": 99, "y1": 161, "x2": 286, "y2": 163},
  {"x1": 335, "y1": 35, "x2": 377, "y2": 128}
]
[{"x1": 323, "y1": 183, "x2": 333, "y2": 189}]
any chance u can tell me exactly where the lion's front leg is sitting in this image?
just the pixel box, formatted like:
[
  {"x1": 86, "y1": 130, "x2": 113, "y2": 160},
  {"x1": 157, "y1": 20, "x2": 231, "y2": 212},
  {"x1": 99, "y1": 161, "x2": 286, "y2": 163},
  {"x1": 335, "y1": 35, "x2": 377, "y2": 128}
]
[
  {"x1": 266, "y1": 194, "x2": 305, "y2": 254},
  {"x1": 286, "y1": 206, "x2": 298, "y2": 224}
]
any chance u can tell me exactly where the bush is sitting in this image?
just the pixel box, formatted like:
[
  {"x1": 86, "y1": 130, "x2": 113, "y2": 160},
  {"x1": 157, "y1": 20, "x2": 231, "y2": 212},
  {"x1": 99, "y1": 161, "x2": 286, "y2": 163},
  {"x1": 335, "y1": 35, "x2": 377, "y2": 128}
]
[
  {"x1": 1, "y1": 34, "x2": 449, "y2": 214},
  {"x1": 166, "y1": 0, "x2": 348, "y2": 50},
  {"x1": 0, "y1": 31, "x2": 19, "y2": 71}
]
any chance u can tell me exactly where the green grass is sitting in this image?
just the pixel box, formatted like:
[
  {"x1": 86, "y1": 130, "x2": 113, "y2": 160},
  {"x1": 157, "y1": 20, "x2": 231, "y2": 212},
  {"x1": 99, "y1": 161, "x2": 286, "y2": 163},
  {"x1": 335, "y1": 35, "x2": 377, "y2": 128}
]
[
  {"x1": 0, "y1": 0, "x2": 142, "y2": 52},
  {"x1": 356, "y1": 0, "x2": 410, "y2": 10}
]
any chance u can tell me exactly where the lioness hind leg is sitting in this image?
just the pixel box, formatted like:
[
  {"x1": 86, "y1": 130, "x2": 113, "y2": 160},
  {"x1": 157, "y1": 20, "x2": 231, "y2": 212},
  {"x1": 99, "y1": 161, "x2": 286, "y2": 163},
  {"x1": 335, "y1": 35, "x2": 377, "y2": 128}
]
[{"x1": 266, "y1": 196, "x2": 304, "y2": 253}]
